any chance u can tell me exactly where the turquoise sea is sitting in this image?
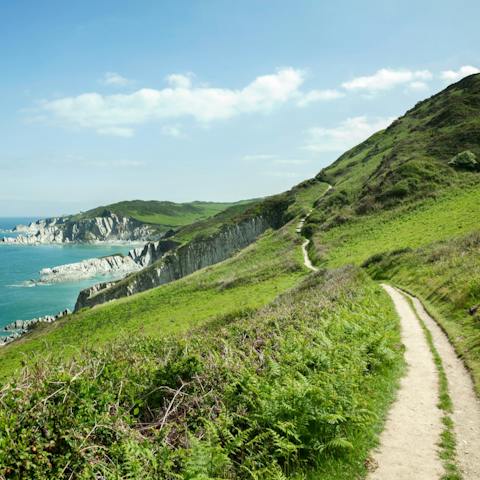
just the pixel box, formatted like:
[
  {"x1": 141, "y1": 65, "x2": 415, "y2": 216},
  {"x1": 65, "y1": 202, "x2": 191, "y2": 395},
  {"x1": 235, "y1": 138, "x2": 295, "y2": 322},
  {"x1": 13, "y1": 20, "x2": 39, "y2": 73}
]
[{"x1": 0, "y1": 218, "x2": 133, "y2": 333}]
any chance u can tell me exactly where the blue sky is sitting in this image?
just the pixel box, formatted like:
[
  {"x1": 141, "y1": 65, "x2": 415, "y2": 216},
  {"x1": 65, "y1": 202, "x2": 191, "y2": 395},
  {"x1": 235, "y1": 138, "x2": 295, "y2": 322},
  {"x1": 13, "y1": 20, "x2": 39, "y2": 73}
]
[{"x1": 1, "y1": 0, "x2": 479, "y2": 216}]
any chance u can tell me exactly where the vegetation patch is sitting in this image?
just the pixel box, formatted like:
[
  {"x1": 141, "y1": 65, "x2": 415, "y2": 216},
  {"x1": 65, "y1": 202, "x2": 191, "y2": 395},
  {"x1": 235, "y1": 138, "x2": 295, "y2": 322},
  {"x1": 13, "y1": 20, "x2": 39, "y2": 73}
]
[{"x1": 0, "y1": 267, "x2": 403, "y2": 479}]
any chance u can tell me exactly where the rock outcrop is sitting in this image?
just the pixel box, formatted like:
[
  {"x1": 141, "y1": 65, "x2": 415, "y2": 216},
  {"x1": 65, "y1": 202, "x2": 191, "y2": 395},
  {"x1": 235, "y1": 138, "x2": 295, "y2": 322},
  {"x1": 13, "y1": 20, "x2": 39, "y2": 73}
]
[
  {"x1": 1, "y1": 211, "x2": 158, "y2": 244},
  {"x1": 38, "y1": 254, "x2": 142, "y2": 283},
  {"x1": 36, "y1": 239, "x2": 181, "y2": 283},
  {"x1": 75, "y1": 216, "x2": 271, "y2": 310},
  {"x1": 1, "y1": 308, "x2": 71, "y2": 346}
]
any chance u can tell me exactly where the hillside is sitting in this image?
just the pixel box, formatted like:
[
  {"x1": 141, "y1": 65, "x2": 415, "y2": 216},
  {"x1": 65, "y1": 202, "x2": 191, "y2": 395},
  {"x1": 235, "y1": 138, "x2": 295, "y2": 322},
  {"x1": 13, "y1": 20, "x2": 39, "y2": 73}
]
[
  {"x1": 1, "y1": 75, "x2": 480, "y2": 478},
  {"x1": 73, "y1": 199, "x2": 256, "y2": 229},
  {"x1": 311, "y1": 73, "x2": 480, "y2": 228}
]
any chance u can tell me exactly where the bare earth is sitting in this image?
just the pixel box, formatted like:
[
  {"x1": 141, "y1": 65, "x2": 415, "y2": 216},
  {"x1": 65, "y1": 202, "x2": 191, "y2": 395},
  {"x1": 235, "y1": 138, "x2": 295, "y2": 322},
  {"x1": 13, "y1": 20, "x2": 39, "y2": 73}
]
[
  {"x1": 368, "y1": 285, "x2": 444, "y2": 479},
  {"x1": 410, "y1": 294, "x2": 480, "y2": 479}
]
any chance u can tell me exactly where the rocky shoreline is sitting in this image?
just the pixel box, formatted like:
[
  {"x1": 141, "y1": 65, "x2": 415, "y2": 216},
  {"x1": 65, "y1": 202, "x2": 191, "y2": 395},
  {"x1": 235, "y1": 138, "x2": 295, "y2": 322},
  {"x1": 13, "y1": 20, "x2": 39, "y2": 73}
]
[
  {"x1": 1, "y1": 308, "x2": 71, "y2": 346},
  {"x1": 38, "y1": 254, "x2": 142, "y2": 283},
  {"x1": 1, "y1": 211, "x2": 159, "y2": 245}
]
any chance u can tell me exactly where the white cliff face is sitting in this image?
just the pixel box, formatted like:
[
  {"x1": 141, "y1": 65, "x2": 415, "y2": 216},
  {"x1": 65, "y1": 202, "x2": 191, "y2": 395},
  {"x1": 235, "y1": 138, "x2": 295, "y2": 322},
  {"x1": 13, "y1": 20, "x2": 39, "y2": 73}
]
[
  {"x1": 76, "y1": 216, "x2": 271, "y2": 310},
  {"x1": 34, "y1": 239, "x2": 180, "y2": 284},
  {"x1": 2, "y1": 212, "x2": 157, "y2": 245},
  {"x1": 39, "y1": 254, "x2": 141, "y2": 283}
]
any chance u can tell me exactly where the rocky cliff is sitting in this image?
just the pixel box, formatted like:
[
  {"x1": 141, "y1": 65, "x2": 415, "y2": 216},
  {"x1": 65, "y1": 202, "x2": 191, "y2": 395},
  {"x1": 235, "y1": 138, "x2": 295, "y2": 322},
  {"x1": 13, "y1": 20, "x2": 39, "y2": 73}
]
[
  {"x1": 36, "y1": 238, "x2": 181, "y2": 284},
  {"x1": 75, "y1": 216, "x2": 271, "y2": 310},
  {"x1": 1, "y1": 211, "x2": 158, "y2": 244},
  {"x1": 38, "y1": 254, "x2": 142, "y2": 283}
]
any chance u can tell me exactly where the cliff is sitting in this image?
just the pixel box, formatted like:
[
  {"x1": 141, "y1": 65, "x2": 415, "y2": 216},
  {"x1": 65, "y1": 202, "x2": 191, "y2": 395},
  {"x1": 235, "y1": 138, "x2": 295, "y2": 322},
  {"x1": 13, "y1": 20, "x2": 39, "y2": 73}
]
[
  {"x1": 38, "y1": 254, "x2": 141, "y2": 283},
  {"x1": 2, "y1": 211, "x2": 158, "y2": 244},
  {"x1": 75, "y1": 215, "x2": 271, "y2": 310}
]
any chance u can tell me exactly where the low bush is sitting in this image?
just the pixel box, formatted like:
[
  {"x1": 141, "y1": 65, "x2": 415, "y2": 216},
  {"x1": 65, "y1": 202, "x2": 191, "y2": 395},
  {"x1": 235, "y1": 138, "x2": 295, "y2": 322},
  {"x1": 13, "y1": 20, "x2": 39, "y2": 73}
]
[{"x1": 448, "y1": 150, "x2": 479, "y2": 171}]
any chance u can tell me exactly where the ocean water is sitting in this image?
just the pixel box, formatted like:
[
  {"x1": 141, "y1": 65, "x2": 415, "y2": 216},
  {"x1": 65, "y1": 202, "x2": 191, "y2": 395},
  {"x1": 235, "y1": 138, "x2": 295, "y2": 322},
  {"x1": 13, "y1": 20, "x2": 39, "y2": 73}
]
[{"x1": 0, "y1": 218, "x2": 133, "y2": 333}]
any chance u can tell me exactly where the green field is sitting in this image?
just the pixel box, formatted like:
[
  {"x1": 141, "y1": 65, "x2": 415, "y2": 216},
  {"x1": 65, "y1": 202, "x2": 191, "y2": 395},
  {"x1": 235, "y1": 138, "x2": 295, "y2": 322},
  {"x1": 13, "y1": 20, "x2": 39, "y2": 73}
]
[{"x1": 74, "y1": 199, "x2": 256, "y2": 228}]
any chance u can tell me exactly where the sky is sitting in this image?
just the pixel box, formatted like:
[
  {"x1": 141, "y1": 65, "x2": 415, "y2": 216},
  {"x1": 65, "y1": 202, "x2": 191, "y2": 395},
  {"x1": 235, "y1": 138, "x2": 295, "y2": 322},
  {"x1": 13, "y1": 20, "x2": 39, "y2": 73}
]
[{"x1": 1, "y1": 0, "x2": 479, "y2": 216}]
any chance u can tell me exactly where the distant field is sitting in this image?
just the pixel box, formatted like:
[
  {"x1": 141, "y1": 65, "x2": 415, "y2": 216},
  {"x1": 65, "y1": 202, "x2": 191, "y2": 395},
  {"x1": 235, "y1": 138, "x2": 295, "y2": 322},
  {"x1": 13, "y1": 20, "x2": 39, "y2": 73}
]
[{"x1": 74, "y1": 199, "x2": 256, "y2": 228}]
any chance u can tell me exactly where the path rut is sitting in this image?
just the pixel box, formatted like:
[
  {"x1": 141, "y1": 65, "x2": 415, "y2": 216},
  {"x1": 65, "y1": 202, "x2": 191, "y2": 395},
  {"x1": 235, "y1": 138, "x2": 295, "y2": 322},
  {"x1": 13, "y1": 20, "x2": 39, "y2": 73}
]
[
  {"x1": 369, "y1": 285, "x2": 480, "y2": 479},
  {"x1": 368, "y1": 285, "x2": 444, "y2": 479}
]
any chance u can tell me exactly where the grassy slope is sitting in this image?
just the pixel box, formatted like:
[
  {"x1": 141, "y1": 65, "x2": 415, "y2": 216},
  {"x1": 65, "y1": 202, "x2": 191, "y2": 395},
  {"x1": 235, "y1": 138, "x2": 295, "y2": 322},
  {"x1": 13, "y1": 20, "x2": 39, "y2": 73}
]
[
  {"x1": 0, "y1": 268, "x2": 403, "y2": 480},
  {"x1": 311, "y1": 183, "x2": 480, "y2": 267},
  {"x1": 73, "y1": 199, "x2": 256, "y2": 228}
]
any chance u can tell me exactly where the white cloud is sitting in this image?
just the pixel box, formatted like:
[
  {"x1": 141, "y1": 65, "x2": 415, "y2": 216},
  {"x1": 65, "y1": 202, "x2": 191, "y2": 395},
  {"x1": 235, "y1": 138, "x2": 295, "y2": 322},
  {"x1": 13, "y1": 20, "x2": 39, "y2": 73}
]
[
  {"x1": 41, "y1": 68, "x2": 305, "y2": 136},
  {"x1": 166, "y1": 73, "x2": 193, "y2": 89},
  {"x1": 304, "y1": 116, "x2": 395, "y2": 152},
  {"x1": 97, "y1": 126, "x2": 134, "y2": 137},
  {"x1": 101, "y1": 72, "x2": 131, "y2": 87},
  {"x1": 84, "y1": 159, "x2": 146, "y2": 168},
  {"x1": 161, "y1": 125, "x2": 183, "y2": 137},
  {"x1": 407, "y1": 81, "x2": 429, "y2": 91},
  {"x1": 273, "y1": 159, "x2": 310, "y2": 165},
  {"x1": 440, "y1": 65, "x2": 480, "y2": 82},
  {"x1": 297, "y1": 89, "x2": 345, "y2": 106},
  {"x1": 342, "y1": 68, "x2": 432, "y2": 93}
]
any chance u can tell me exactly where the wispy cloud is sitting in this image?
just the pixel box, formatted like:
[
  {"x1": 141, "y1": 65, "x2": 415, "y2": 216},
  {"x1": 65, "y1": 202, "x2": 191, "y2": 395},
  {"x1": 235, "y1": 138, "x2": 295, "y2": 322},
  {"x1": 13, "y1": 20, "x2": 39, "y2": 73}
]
[
  {"x1": 342, "y1": 68, "x2": 432, "y2": 93},
  {"x1": 440, "y1": 65, "x2": 480, "y2": 83},
  {"x1": 101, "y1": 72, "x2": 131, "y2": 87},
  {"x1": 297, "y1": 89, "x2": 345, "y2": 106},
  {"x1": 304, "y1": 116, "x2": 395, "y2": 152},
  {"x1": 161, "y1": 125, "x2": 184, "y2": 137},
  {"x1": 40, "y1": 68, "x2": 305, "y2": 137}
]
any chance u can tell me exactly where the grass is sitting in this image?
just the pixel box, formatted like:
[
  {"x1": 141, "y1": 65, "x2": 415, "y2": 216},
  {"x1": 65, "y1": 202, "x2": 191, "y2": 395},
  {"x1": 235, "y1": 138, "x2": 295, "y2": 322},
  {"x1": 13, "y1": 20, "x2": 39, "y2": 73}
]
[
  {"x1": 0, "y1": 225, "x2": 307, "y2": 380},
  {"x1": 73, "y1": 200, "x2": 256, "y2": 228},
  {"x1": 0, "y1": 267, "x2": 403, "y2": 479},
  {"x1": 310, "y1": 183, "x2": 480, "y2": 268}
]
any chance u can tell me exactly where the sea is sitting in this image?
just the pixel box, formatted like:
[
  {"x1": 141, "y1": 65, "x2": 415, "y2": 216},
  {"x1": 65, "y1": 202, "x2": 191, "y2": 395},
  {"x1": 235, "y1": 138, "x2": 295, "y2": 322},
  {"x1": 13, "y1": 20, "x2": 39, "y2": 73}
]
[{"x1": 0, "y1": 218, "x2": 134, "y2": 334}]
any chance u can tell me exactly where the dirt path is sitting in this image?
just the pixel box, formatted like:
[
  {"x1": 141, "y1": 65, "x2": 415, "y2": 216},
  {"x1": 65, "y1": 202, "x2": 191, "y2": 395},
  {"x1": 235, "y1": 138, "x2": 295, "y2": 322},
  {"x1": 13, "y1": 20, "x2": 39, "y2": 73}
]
[
  {"x1": 301, "y1": 239, "x2": 318, "y2": 272},
  {"x1": 409, "y1": 294, "x2": 480, "y2": 479},
  {"x1": 368, "y1": 285, "x2": 444, "y2": 479},
  {"x1": 296, "y1": 184, "x2": 332, "y2": 273}
]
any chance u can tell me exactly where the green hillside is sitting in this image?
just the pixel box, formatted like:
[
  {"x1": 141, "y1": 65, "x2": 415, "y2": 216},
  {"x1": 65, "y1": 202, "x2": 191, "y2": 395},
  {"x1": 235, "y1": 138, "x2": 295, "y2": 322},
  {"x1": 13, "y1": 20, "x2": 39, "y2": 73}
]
[
  {"x1": 73, "y1": 199, "x2": 256, "y2": 228},
  {"x1": 1, "y1": 75, "x2": 480, "y2": 479}
]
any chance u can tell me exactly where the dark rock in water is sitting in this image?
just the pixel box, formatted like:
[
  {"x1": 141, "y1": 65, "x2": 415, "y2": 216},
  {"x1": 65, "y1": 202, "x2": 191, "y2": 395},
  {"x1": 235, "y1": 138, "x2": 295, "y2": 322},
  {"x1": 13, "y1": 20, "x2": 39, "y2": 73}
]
[{"x1": 1, "y1": 308, "x2": 72, "y2": 345}]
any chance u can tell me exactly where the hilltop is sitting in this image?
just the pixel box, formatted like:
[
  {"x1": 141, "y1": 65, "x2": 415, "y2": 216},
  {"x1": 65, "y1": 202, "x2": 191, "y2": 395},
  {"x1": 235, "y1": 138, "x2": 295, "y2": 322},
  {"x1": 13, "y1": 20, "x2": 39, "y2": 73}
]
[{"x1": 73, "y1": 199, "x2": 257, "y2": 229}]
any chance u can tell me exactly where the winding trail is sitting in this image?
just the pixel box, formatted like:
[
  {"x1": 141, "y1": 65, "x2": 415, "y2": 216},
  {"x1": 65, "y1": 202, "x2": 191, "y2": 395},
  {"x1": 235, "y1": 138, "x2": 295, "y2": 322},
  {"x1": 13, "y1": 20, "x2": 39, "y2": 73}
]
[
  {"x1": 296, "y1": 185, "x2": 332, "y2": 272},
  {"x1": 409, "y1": 293, "x2": 480, "y2": 479},
  {"x1": 368, "y1": 285, "x2": 480, "y2": 479}
]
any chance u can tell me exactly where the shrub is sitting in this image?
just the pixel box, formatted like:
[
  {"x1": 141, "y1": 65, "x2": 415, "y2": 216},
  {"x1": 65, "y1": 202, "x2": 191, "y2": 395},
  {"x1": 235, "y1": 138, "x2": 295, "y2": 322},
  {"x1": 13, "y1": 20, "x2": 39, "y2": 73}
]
[{"x1": 448, "y1": 150, "x2": 479, "y2": 170}]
